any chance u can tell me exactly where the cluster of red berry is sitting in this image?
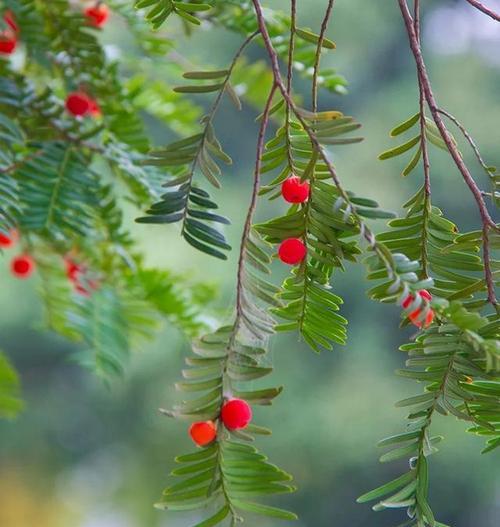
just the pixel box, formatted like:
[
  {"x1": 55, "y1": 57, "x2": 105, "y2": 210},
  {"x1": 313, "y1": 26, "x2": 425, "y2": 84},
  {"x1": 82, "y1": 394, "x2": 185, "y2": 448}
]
[
  {"x1": 65, "y1": 4, "x2": 111, "y2": 117},
  {"x1": 1, "y1": 5, "x2": 107, "y2": 117},
  {"x1": 189, "y1": 398, "x2": 252, "y2": 447},
  {"x1": 277, "y1": 176, "x2": 310, "y2": 265},
  {"x1": 402, "y1": 289, "x2": 434, "y2": 329},
  {"x1": 0, "y1": 4, "x2": 109, "y2": 57},
  {"x1": 1, "y1": 230, "x2": 98, "y2": 296},
  {"x1": 0, "y1": 230, "x2": 35, "y2": 279}
]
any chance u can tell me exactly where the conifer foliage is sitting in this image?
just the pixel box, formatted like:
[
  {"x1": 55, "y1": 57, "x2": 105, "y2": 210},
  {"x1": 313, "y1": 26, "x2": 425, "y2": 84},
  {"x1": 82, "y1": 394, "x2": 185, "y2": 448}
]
[{"x1": 0, "y1": 1, "x2": 498, "y2": 526}]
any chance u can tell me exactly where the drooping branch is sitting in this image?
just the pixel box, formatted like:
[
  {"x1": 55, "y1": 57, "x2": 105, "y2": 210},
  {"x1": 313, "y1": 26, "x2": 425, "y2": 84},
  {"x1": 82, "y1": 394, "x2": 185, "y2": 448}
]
[
  {"x1": 251, "y1": 0, "x2": 400, "y2": 284},
  {"x1": 398, "y1": 0, "x2": 498, "y2": 307},
  {"x1": 179, "y1": 30, "x2": 259, "y2": 230},
  {"x1": 465, "y1": 0, "x2": 500, "y2": 21},
  {"x1": 398, "y1": 0, "x2": 496, "y2": 230}
]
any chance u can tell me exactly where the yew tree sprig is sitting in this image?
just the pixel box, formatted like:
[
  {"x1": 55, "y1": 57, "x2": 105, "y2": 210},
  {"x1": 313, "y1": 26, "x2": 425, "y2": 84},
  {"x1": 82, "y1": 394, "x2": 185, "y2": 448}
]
[
  {"x1": 251, "y1": 0, "x2": 417, "y2": 302},
  {"x1": 157, "y1": 84, "x2": 298, "y2": 525},
  {"x1": 398, "y1": 0, "x2": 499, "y2": 308}
]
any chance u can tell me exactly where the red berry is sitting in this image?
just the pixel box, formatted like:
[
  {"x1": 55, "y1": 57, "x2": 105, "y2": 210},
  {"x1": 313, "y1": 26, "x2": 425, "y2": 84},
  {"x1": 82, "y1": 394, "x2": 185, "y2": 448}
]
[
  {"x1": 221, "y1": 399, "x2": 252, "y2": 431},
  {"x1": 278, "y1": 238, "x2": 307, "y2": 265},
  {"x1": 65, "y1": 92, "x2": 91, "y2": 117},
  {"x1": 84, "y1": 4, "x2": 110, "y2": 28},
  {"x1": 11, "y1": 254, "x2": 35, "y2": 279},
  {"x1": 0, "y1": 31, "x2": 16, "y2": 54},
  {"x1": 0, "y1": 229, "x2": 17, "y2": 249},
  {"x1": 281, "y1": 176, "x2": 310, "y2": 203},
  {"x1": 189, "y1": 420, "x2": 217, "y2": 446}
]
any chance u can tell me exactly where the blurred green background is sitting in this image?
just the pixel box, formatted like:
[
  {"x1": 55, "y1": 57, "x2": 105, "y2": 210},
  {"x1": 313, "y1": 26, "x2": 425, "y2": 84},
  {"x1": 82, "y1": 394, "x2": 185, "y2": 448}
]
[{"x1": 1, "y1": 1, "x2": 499, "y2": 526}]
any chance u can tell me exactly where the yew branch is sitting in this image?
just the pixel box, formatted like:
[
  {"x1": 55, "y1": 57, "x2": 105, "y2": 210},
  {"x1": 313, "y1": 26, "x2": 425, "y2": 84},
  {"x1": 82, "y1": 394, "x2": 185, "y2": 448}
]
[
  {"x1": 251, "y1": 0, "x2": 398, "y2": 280},
  {"x1": 465, "y1": 0, "x2": 500, "y2": 21},
  {"x1": 399, "y1": 0, "x2": 498, "y2": 306}
]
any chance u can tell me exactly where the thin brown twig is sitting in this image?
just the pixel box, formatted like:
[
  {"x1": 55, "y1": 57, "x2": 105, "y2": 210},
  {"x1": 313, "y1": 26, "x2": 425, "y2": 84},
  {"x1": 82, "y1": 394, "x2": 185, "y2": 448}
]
[
  {"x1": 312, "y1": 0, "x2": 335, "y2": 112},
  {"x1": 398, "y1": 0, "x2": 498, "y2": 306},
  {"x1": 414, "y1": 0, "x2": 431, "y2": 278},
  {"x1": 464, "y1": 0, "x2": 500, "y2": 21},
  {"x1": 398, "y1": 0, "x2": 496, "y2": 230},
  {"x1": 286, "y1": 0, "x2": 296, "y2": 96},
  {"x1": 414, "y1": 0, "x2": 421, "y2": 40},
  {"x1": 284, "y1": 0, "x2": 297, "y2": 173},
  {"x1": 437, "y1": 108, "x2": 491, "y2": 172}
]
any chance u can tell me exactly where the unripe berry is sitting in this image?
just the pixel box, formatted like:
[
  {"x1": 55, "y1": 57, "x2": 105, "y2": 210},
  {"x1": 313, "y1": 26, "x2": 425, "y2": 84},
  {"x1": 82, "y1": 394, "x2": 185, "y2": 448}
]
[
  {"x1": 278, "y1": 238, "x2": 307, "y2": 265},
  {"x1": 11, "y1": 254, "x2": 35, "y2": 278},
  {"x1": 221, "y1": 399, "x2": 252, "y2": 430},
  {"x1": 65, "y1": 92, "x2": 91, "y2": 117},
  {"x1": 84, "y1": 4, "x2": 110, "y2": 28},
  {"x1": 189, "y1": 420, "x2": 217, "y2": 446},
  {"x1": 0, "y1": 229, "x2": 17, "y2": 249},
  {"x1": 281, "y1": 176, "x2": 310, "y2": 203}
]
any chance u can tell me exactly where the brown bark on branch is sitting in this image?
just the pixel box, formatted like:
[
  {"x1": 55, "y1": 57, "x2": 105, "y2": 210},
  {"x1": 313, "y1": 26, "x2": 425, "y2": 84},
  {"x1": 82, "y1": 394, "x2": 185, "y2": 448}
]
[{"x1": 465, "y1": 0, "x2": 500, "y2": 21}]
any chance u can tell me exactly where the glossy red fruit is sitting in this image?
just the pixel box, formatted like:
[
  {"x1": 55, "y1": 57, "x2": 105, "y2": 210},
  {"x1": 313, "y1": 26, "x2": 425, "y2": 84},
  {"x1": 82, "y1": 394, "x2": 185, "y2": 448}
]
[
  {"x1": 0, "y1": 230, "x2": 17, "y2": 249},
  {"x1": 221, "y1": 399, "x2": 252, "y2": 430},
  {"x1": 278, "y1": 238, "x2": 307, "y2": 265},
  {"x1": 11, "y1": 254, "x2": 35, "y2": 278},
  {"x1": 65, "y1": 92, "x2": 91, "y2": 117},
  {"x1": 84, "y1": 4, "x2": 110, "y2": 28},
  {"x1": 0, "y1": 31, "x2": 16, "y2": 54},
  {"x1": 189, "y1": 420, "x2": 217, "y2": 446},
  {"x1": 281, "y1": 176, "x2": 310, "y2": 203}
]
